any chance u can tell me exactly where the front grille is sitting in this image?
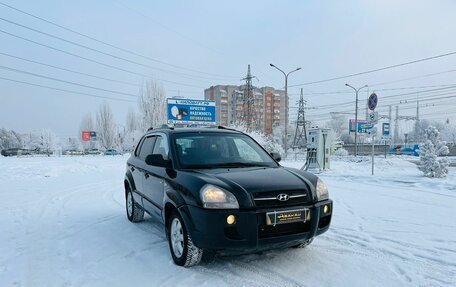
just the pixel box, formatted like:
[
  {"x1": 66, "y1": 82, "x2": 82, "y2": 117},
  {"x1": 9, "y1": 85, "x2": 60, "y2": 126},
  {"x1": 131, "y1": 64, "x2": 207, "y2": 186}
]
[{"x1": 253, "y1": 190, "x2": 310, "y2": 208}]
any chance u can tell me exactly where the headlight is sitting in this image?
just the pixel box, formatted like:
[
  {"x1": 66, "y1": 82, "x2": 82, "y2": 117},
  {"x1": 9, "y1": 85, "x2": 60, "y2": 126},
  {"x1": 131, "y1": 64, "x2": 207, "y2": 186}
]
[
  {"x1": 200, "y1": 184, "x2": 239, "y2": 209},
  {"x1": 316, "y1": 178, "x2": 329, "y2": 201}
]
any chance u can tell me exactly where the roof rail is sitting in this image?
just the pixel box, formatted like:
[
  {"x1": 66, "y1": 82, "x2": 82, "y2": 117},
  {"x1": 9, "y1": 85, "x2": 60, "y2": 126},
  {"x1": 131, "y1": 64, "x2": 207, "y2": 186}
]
[
  {"x1": 160, "y1": 124, "x2": 174, "y2": 130},
  {"x1": 217, "y1": 125, "x2": 238, "y2": 131}
]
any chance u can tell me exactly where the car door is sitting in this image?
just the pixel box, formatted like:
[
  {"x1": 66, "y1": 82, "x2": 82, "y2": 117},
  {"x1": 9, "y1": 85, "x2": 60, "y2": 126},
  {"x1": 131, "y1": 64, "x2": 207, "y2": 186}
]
[
  {"x1": 143, "y1": 134, "x2": 169, "y2": 216},
  {"x1": 129, "y1": 136, "x2": 156, "y2": 205}
]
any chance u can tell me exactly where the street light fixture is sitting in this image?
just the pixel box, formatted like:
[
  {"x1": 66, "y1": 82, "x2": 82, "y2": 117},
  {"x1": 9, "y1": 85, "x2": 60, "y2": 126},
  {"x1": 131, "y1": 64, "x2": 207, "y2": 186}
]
[
  {"x1": 270, "y1": 64, "x2": 302, "y2": 155},
  {"x1": 345, "y1": 83, "x2": 368, "y2": 157}
]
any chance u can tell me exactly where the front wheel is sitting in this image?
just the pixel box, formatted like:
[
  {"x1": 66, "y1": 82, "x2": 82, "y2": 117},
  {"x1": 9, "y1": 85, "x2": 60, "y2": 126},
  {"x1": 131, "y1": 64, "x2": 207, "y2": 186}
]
[{"x1": 168, "y1": 212, "x2": 203, "y2": 267}]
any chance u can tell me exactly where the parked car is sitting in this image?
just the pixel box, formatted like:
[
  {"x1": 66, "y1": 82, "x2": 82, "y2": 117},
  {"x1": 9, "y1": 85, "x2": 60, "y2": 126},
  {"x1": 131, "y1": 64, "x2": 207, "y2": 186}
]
[
  {"x1": 104, "y1": 148, "x2": 121, "y2": 155},
  {"x1": 85, "y1": 149, "x2": 102, "y2": 155},
  {"x1": 63, "y1": 149, "x2": 84, "y2": 156},
  {"x1": 1, "y1": 148, "x2": 32, "y2": 157},
  {"x1": 124, "y1": 127, "x2": 332, "y2": 267},
  {"x1": 389, "y1": 144, "x2": 420, "y2": 156}
]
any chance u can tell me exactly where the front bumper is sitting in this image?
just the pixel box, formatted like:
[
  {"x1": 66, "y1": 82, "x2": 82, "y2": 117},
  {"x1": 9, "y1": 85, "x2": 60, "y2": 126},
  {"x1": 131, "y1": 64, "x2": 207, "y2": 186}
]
[{"x1": 178, "y1": 199, "x2": 332, "y2": 251}]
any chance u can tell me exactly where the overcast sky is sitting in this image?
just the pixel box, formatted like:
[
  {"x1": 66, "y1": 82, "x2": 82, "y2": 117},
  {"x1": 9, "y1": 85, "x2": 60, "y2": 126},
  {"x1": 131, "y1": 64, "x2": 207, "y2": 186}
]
[{"x1": 1, "y1": 0, "x2": 456, "y2": 138}]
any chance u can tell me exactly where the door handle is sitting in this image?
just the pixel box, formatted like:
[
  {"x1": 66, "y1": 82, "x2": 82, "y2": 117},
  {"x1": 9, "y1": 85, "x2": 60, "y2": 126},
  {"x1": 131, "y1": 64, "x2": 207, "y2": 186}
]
[
  {"x1": 130, "y1": 166, "x2": 135, "y2": 172},
  {"x1": 144, "y1": 173, "x2": 149, "y2": 179}
]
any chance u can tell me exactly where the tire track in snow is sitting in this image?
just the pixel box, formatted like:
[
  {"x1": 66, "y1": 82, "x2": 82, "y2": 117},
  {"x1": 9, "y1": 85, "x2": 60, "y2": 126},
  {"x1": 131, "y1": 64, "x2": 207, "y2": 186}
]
[{"x1": 333, "y1": 196, "x2": 417, "y2": 285}]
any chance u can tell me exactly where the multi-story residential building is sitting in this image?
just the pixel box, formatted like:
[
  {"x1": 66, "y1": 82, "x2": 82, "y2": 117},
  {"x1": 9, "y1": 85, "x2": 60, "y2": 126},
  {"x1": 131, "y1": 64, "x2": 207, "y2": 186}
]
[{"x1": 204, "y1": 85, "x2": 285, "y2": 135}]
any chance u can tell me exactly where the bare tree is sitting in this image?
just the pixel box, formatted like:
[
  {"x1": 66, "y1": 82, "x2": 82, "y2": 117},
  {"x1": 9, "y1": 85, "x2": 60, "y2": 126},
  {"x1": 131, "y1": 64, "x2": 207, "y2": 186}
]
[
  {"x1": 126, "y1": 107, "x2": 138, "y2": 133},
  {"x1": 138, "y1": 80, "x2": 167, "y2": 130},
  {"x1": 96, "y1": 102, "x2": 116, "y2": 149}
]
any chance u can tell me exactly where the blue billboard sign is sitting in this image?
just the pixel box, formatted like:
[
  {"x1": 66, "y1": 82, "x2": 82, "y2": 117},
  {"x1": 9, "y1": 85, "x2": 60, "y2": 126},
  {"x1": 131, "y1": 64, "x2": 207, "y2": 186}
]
[
  {"x1": 349, "y1": 119, "x2": 372, "y2": 133},
  {"x1": 167, "y1": 98, "x2": 216, "y2": 126}
]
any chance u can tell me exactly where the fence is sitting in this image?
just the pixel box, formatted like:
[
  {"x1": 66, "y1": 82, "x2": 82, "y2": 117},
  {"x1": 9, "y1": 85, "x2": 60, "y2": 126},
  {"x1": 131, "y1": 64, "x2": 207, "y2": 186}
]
[{"x1": 343, "y1": 144, "x2": 389, "y2": 156}]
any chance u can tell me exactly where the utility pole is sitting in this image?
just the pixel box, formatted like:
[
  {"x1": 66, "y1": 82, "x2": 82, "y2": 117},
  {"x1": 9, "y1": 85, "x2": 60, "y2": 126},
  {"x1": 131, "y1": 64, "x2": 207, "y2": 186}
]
[
  {"x1": 345, "y1": 84, "x2": 368, "y2": 156},
  {"x1": 241, "y1": 65, "x2": 255, "y2": 131},
  {"x1": 292, "y1": 88, "x2": 307, "y2": 149},
  {"x1": 270, "y1": 64, "x2": 301, "y2": 155},
  {"x1": 414, "y1": 98, "x2": 420, "y2": 142},
  {"x1": 394, "y1": 106, "x2": 399, "y2": 144},
  {"x1": 388, "y1": 105, "x2": 392, "y2": 123}
]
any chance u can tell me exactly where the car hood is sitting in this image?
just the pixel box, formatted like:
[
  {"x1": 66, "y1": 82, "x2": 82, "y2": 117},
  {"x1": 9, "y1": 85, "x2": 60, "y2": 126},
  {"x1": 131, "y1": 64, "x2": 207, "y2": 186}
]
[{"x1": 192, "y1": 166, "x2": 313, "y2": 194}]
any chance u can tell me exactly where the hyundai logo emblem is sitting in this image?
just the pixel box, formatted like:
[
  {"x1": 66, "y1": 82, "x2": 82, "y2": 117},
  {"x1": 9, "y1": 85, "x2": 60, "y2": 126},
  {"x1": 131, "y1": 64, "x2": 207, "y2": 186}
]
[{"x1": 276, "y1": 193, "x2": 289, "y2": 201}]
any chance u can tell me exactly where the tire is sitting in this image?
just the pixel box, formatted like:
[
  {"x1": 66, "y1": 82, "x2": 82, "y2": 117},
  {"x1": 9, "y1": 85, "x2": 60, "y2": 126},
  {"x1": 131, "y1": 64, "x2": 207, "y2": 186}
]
[
  {"x1": 168, "y1": 211, "x2": 203, "y2": 267},
  {"x1": 292, "y1": 238, "x2": 313, "y2": 248},
  {"x1": 126, "y1": 188, "x2": 144, "y2": 222}
]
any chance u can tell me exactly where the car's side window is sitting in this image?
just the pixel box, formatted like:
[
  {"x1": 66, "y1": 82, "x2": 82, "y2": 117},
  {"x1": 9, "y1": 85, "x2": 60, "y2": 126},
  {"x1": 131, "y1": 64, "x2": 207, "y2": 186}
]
[
  {"x1": 152, "y1": 135, "x2": 169, "y2": 160},
  {"x1": 138, "y1": 136, "x2": 156, "y2": 161}
]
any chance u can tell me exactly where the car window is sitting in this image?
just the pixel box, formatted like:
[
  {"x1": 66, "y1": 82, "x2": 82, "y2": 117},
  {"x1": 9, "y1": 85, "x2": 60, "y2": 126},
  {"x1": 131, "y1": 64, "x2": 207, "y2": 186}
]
[
  {"x1": 152, "y1": 135, "x2": 169, "y2": 160},
  {"x1": 138, "y1": 136, "x2": 156, "y2": 160}
]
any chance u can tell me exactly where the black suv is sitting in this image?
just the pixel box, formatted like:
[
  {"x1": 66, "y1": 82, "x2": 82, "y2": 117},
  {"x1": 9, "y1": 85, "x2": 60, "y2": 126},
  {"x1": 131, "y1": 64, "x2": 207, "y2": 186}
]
[{"x1": 124, "y1": 127, "x2": 332, "y2": 266}]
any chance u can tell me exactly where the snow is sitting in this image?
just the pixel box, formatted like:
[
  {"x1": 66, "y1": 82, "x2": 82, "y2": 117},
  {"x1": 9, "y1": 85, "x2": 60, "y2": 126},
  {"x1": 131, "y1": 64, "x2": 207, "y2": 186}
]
[{"x1": 0, "y1": 155, "x2": 455, "y2": 286}]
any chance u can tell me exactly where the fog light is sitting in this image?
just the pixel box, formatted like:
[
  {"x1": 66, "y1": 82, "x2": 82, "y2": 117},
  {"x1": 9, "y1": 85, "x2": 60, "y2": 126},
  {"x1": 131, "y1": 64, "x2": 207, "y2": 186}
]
[
  {"x1": 226, "y1": 214, "x2": 236, "y2": 225},
  {"x1": 323, "y1": 205, "x2": 330, "y2": 214}
]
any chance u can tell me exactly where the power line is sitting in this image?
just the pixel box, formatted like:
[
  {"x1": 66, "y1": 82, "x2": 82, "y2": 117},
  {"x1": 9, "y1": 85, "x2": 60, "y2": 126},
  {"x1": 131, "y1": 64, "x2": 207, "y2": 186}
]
[
  {"x1": 0, "y1": 64, "x2": 138, "y2": 98},
  {"x1": 290, "y1": 51, "x2": 456, "y2": 87},
  {"x1": 0, "y1": 75, "x2": 135, "y2": 103},
  {"x1": 112, "y1": 0, "x2": 225, "y2": 57},
  {"x1": 0, "y1": 51, "x2": 202, "y2": 95},
  {"x1": 305, "y1": 85, "x2": 456, "y2": 111},
  {"x1": 0, "y1": 28, "x2": 205, "y2": 89},
  {"x1": 368, "y1": 68, "x2": 456, "y2": 87},
  {"x1": 305, "y1": 94, "x2": 456, "y2": 122},
  {"x1": 0, "y1": 1, "x2": 236, "y2": 79},
  {"x1": 0, "y1": 17, "x2": 231, "y2": 82},
  {"x1": 289, "y1": 83, "x2": 456, "y2": 97}
]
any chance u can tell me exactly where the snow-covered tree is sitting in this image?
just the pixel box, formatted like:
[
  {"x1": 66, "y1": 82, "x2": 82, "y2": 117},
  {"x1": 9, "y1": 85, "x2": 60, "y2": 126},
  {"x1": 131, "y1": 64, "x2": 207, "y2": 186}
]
[
  {"x1": 334, "y1": 148, "x2": 349, "y2": 156},
  {"x1": 0, "y1": 128, "x2": 23, "y2": 149},
  {"x1": 442, "y1": 123, "x2": 456, "y2": 144},
  {"x1": 327, "y1": 114, "x2": 347, "y2": 141},
  {"x1": 122, "y1": 129, "x2": 143, "y2": 152},
  {"x1": 138, "y1": 80, "x2": 167, "y2": 131},
  {"x1": 123, "y1": 107, "x2": 142, "y2": 152},
  {"x1": 229, "y1": 123, "x2": 285, "y2": 157},
  {"x1": 418, "y1": 126, "x2": 449, "y2": 178},
  {"x1": 39, "y1": 129, "x2": 58, "y2": 155},
  {"x1": 96, "y1": 102, "x2": 116, "y2": 149}
]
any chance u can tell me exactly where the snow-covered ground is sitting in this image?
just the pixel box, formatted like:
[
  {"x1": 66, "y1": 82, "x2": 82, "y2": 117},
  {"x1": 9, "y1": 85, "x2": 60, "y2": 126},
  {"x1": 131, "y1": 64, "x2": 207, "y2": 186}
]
[{"x1": 0, "y1": 155, "x2": 455, "y2": 287}]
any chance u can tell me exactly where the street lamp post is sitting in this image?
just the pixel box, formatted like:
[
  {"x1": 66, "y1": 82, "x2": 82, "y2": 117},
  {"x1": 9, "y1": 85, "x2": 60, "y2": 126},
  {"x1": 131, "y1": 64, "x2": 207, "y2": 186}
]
[
  {"x1": 270, "y1": 64, "x2": 301, "y2": 155},
  {"x1": 345, "y1": 83, "x2": 368, "y2": 157}
]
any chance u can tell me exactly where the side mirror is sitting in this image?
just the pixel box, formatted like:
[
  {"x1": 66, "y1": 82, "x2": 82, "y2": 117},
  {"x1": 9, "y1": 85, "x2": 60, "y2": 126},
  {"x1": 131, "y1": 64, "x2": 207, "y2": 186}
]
[
  {"x1": 145, "y1": 154, "x2": 172, "y2": 168},
  {"x1": 270, "y1": 152, "x2": 281, "y2": 162}
]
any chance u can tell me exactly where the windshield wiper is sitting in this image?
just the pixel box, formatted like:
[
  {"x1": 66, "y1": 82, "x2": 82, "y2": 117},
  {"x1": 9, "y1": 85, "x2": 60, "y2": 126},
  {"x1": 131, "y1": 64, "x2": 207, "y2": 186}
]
[
  {"x1": 210, "y1": 162, "x2": 270, "y2": 168},
  {"x1": 182, "y1": 162, "x2": 272, "y2": 169}
]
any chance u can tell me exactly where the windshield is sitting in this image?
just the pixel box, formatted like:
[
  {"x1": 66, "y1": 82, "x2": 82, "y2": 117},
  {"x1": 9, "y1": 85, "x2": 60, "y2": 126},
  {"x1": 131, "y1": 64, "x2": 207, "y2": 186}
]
[{"x1": 172, "y1": 132, "x2": 278, "y2": 169}]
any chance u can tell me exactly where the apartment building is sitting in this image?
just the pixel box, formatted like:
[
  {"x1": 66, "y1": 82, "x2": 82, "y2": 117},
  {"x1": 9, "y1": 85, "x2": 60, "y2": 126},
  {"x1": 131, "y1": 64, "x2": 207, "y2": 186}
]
[{"x1": 204, "y1": 85, "x2": 286, "y2": 135}]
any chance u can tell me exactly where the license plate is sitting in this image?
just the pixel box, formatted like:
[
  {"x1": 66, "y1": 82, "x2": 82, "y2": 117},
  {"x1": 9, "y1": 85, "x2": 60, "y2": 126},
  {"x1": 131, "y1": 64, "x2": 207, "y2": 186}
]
[{"x1": 265, "y1": 209, "x2": 307, "y2": 226}]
